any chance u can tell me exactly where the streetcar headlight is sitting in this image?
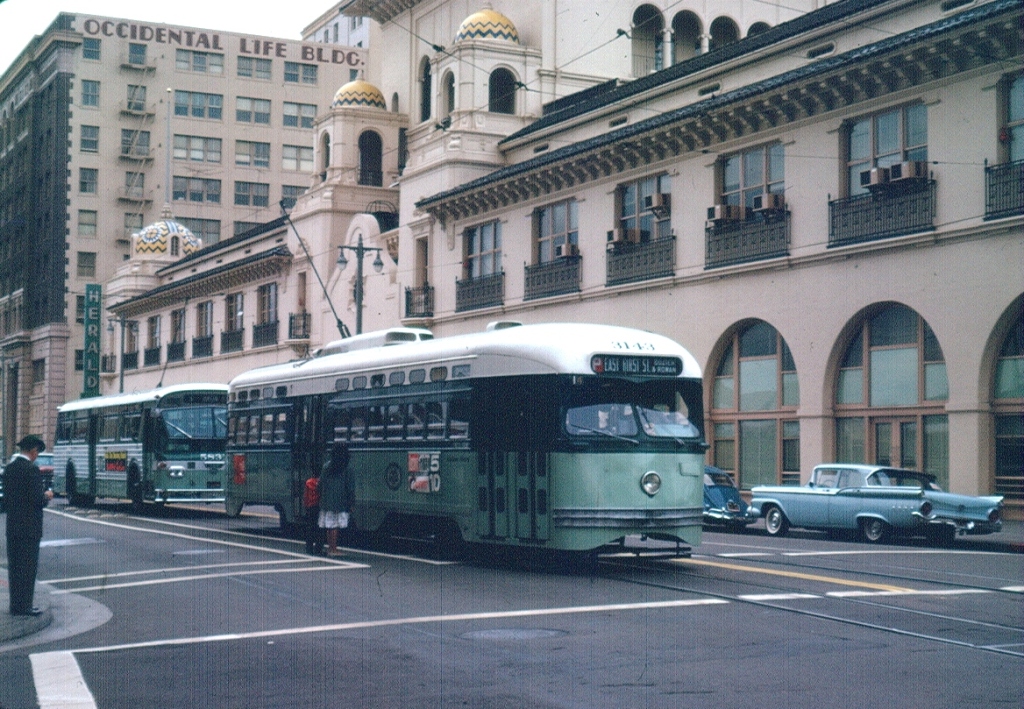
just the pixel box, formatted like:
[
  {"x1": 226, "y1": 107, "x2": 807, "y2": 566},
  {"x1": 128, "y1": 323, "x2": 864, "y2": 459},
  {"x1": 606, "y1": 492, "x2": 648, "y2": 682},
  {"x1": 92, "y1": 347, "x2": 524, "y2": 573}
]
[{"x1": 641, "y1": 471, "x2": 662, "y2": 497}]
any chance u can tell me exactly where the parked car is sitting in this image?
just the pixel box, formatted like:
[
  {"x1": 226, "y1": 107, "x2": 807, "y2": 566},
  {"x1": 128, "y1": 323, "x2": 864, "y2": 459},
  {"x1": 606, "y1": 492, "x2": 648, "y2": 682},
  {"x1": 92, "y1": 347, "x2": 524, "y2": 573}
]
[
  {"x1": 703, "y1": 466, "x2": 756, "y2": 529},
  {"x1": 750, "y1": 464, "x2": 1003, "y2": 544}
]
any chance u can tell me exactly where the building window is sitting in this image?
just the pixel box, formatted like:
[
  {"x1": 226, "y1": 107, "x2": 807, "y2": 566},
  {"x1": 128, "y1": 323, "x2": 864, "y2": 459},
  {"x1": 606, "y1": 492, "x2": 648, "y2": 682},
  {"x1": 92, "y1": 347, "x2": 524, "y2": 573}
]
[
  {"x1": 488, "y1": 68, "x2": 516, "y2": 114},
  {"x1": 121, "y1": 129, "x2": 150, "y2": 158},
  {"x1": 1003, "y1": 73, "x2": 1024, "y2": 163},
  {"x1": 82, "y1": 37, "x2": 101, "y2": 60},
  {"x1": 722, "y1": 143, "x2": 784, "y2": 209},
  {"x1": 80, "y1": 168, "x2": 98, "y2": 194},
  {"x1": 234, "y1": 222, "x2": 261, "y2": 236},
  {"x1": 147, "y1": 315, "x2": 161, "y2": 349},
  {"x1": 357, "y1": 131, "x2": 383, "y2": 186},
  {"x1": 835, "y1": 304, "x2": 948, "y2": 486},
  {"x1": 846, "y1": 104, "x2": 927, "y2": 196},
  {"x1": 168, "y1": 308, "x2": 191, "y2": 347},
  {"x1": 257, "y1": 283, "x2": 278, "y2": 325},
  {"x1": 236, "y1": 97, "x2": 271, "y2": 124},
  {"x1": 235, "y1": 140, "x2": 270, "y2": 167},
  {"x1": 173, "y1": 176, "x2": 221, "y2": 204},
  {"x1": 631, "y1": 6, "x2": 663, "y2": 77},
  {"x1": 173, "y1": 135, "x2": 222, "y2": 163},
  {"x1": 993, "y1": 306, "x2": 1023, "y2": 501},
  {"x1": 81, "y1": 80, "x2": 99, "y2": 107},
  {"x1": 535, "y1": 199, "x2": 578, "y2": 262},
  {"x1": 77, "y1": 252, "x2": 97, "y2": 278},
  {"x1": 284, "y1": 62, "x2": 317, "y2": 84},
  {"x1": 711, "y1": 321, "x2": 800, "y2": 487},
  {"x1": 80, "y1": 125, "x2": 99, "y2": 152},
  {"x1": 465, "y1": 221, "x2": 502, "y2": 278},
  {"x1": 282, "y1": 145, "x2": 313, "y2": 172},
  {"x1": 174, "y1": 91, "x2": 223, "y2": 120},
  {"x1": 128, "y1": 43, "x2": 148, "y2": 66},
  {"x1": 225, "y1": 293, "x2": 244, "y2": 332},
  {"x1": 127, "y1": 85, "x2": 147, "y2": 112},
  {"x1": 196, "y1": 301, "x2": 213, "y2": 338},
  {"x1": 281, "y1": 185, "x2": 305, "y2": 210},
  {"x1": 75, "y1": 350, "x2": 84, "y2": 372},
  {"x1": 419, "y1": 57, "x2": 432, "y2": 123},
  {"x1": 618, "y1": 174, "x2": 672, "y2": 242},
  {"x1": 75, "y1": 296, "x2": 86, "y2": 323},
  {"x1": 175, "y1": 49, "x2": 223, "y2": 74},
  {"x1": 234, "y1": 181, "x2": 270, "y2": 207},
  {"x1": 441, "y1": 71, "x2": 455, "y2": 118},
  {"x1": 78, "y1": 210, "x2": 97, "y2": 236},
  {"x1": 125, "y1": 172, "x2": 146, "y2": 198},
  {"x1": 238, "y1": 56, "x2": 272, "y2": 80},
  {"x1": 283, "y1": 102, "x2": 316, "y2": 128},
  {"x1": 177, "y1": 218, "x2": 220, "y2": 245},
  {"x1": 32, "y1": 359, "x2": 45, "y2": 385},
  {"x1": 124, "y1": 213, "x2": 143, "y2": 238}
]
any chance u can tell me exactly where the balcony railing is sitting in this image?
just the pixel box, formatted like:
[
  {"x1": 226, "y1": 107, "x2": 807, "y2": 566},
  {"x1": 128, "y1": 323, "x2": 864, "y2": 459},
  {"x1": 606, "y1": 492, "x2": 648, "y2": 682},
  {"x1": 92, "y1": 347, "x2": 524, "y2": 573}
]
[
  {"x1": 606, "y1": 236, "x2": 676, "y2": 286},
  {"x1": 253, "y1": 321, "x2": 279, "y2": 348},
  {"x1": 829, "y1": 180, "x2": 935, "y2": 248},
  {"x1": 192, "y1": 335, "x2": 213, "y2": 359},
  {"x1": 985, "y1": 160, "x2": 1024, "y2": 220},
  {"x1": 524, "y1": 256, "x2": 581, "y2": 301},
  {"x1": 167, "y1": 341, "x2": 186, "y2": 363},
  {"x1": 289, "y1": 312, "x2": 311, "y2": 340},
  {"x1": 144, "y1": 346, "x2": 161, "y2": 367},
  {"x1": 221, "y1": 329, "x2": 244, "y2": 354},
  {"x1": 456, "y1": 272, "x2": 504, "y2": 312},
  {"x1": 405, "y1": 285, "x2": 434, "y2": 319},
  {"x1": 122, "y1": 351, "x2": 139, "y2": 371},
  {"x1": 706, "y1": 212, "x2": 790, "y2": 269}
]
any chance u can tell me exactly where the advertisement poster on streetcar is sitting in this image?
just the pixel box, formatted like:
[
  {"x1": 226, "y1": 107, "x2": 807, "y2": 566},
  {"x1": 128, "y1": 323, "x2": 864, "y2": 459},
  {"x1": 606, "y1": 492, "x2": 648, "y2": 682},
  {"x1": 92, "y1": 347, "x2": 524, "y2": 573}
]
[
  {"x1": 408, "y1": 452, "x2": 441, "y2": 493},
  {"x1": 105, "y1": 450, "x2": 127, "y2": 472}
]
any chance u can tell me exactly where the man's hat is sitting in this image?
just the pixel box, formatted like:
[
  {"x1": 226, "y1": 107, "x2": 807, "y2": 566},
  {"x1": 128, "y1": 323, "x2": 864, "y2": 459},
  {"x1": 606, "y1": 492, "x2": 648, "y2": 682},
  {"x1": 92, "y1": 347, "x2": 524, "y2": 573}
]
[{"x1": 16, "y1": 435, "x2": 46, "y2": 452}]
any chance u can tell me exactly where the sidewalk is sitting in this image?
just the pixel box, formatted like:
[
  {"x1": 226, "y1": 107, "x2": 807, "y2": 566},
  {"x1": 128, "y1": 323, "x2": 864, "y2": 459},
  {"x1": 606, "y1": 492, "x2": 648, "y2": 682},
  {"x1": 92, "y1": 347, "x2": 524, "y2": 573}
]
[{"x1": 1, "y1": 521, "x2": 1021, "y2": 646}]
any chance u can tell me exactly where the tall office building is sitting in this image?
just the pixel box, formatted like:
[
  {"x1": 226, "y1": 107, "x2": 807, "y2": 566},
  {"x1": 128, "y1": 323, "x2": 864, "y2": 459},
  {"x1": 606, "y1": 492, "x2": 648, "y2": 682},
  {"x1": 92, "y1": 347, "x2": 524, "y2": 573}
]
[{"x1": 0, "y1": 13, "x2": 364, "y2": 453}]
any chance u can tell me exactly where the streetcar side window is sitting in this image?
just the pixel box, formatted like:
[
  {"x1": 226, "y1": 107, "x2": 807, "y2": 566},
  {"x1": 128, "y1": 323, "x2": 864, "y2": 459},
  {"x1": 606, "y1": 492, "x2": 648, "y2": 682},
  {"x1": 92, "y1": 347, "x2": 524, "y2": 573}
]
[
  {"x1": 56, "y1": 413, "x2": 73, "y2": 444},
  {"x1": 121, "y1": 412, "x2": 142, "y2": 441},
  {"x1": 407, "y1": 403, "x2": 426, "y2": 439},
  {"x1": 247, "y1": 415, "x2": 260, "y2": 445},
  {"x1": 332, "y1": 408, "x2": 352, "y2": 442},
  {"x1": 367, "y1": 406, "x2": 386, "y2": 440},
  {"x1": 261, "y1": 413, "x2": 275, "y2": 444},
  {"x1": 449, "y1": 397, "x2": 470, "y2": 440},
  {"x1": 350, "y1": 408, "x2": 368, "y2": 441},
  {"x1": 72, "y1": 413, "x2": 89, "y2": 442},
  {"x1": 386, "y1": 404, "x2": 405, "y2": 439},
  {"x1": 100, "y1": 414, "x2": 119, "y2": 441},
  {"x1": 273, "y1": 412, "x2": 289, "y2": 443},
  {"x1": 228, "y1": 414, "x2": 238, "y2": 443},
  {"x1": 426, "y1": 402, "x2": 445, "y2": 439}
]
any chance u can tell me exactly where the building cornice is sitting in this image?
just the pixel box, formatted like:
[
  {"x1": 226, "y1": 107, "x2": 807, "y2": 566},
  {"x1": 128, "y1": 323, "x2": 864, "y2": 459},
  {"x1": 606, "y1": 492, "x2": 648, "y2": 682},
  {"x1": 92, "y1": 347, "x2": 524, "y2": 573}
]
[{"x1": 417, "y1": 0, "x2": 1021, "y2": 222}]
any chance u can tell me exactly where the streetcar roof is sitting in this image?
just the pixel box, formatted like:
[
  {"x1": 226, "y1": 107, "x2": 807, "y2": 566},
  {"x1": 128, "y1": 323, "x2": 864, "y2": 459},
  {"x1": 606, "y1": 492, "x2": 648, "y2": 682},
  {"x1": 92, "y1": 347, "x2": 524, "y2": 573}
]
[
  {"x1": 57, "y1": 383, "x2": 229, "y2": 413},
  {"x1": 228, "y1": 323, "x2": 701, "y2": 395}
]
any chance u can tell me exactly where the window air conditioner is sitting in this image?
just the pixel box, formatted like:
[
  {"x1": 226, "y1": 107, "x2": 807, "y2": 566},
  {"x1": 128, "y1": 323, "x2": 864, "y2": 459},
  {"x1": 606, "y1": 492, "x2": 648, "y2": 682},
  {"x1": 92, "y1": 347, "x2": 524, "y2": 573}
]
[
  {"x1": 643, "y1": 193, "x2": 671, "y2": 211},
  {"x1": 554, "y1": 243, "x2": 579, "y2": 258},
  {"x1": 707, "y1": 205, "x2": 746, "y2": 222},
  {"x1": 889, "y1": 161, "x2": 928, "y2": 181},
  {"x1": 859, "y1": 167, "x2": 890, "y2": 189},
  {"x1": 752, "y1": 193, "x2": 786, "y2": 212}
]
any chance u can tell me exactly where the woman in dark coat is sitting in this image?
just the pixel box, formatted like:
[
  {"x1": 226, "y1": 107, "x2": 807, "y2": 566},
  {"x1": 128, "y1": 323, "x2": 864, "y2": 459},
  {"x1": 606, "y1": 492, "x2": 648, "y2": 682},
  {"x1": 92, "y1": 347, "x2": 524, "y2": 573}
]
[{"x1": 318, "y1": 443, "x2": 352, "y2": 556}]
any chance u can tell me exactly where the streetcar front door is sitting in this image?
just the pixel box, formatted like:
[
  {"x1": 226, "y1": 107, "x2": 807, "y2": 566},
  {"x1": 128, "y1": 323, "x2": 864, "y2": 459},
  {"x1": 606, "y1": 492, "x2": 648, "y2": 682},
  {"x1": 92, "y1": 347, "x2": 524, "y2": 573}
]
[{"x1": 477, "y1": 452, "x2": 549, "y2": 543}]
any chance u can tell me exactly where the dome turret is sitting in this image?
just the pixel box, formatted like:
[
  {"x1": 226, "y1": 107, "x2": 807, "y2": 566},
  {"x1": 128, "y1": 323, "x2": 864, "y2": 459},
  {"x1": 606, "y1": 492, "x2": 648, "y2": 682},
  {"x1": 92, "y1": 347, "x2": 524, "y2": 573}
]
[
  {"x1": 332, "y1": 79, "x2": 387, "y2": 110},
  {"x1": 455, "y1": 9, "x2": 519, "y2": 44},
  {"x1": 133, "y1": 218, "x2": 201, "y2": 258}
]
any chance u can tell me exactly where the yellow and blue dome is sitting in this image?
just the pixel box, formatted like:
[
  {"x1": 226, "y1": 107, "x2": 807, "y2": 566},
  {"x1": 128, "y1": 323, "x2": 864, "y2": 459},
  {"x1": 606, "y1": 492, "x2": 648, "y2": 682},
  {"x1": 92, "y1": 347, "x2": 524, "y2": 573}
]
[
  {"x1": 133, "y1": 219, "x2": 201, "y2": 257},
  {"x1": 332, "y1": 79, "x2": 387, "y2": 110},
  {"x1": 455, "y1": 9, "x2": 519, "y2": 44}
]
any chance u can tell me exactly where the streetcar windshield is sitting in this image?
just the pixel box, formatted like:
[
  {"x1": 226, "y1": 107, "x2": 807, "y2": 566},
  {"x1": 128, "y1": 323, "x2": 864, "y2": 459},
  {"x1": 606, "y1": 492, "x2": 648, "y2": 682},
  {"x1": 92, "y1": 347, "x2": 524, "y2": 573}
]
[
  {"x1": 563, "y1": 379, "x2": 702, "y2": 442},
  {"x1": 161, "y1": 406, "x2": 229, "y2": 440}
]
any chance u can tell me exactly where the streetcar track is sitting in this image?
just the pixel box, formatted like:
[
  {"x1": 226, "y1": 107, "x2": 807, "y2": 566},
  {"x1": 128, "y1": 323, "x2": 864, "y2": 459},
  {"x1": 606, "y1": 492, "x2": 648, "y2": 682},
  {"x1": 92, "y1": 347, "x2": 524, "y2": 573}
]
[{"x1": 598, "y1": 556, "x2": 1024, "y2": 658}]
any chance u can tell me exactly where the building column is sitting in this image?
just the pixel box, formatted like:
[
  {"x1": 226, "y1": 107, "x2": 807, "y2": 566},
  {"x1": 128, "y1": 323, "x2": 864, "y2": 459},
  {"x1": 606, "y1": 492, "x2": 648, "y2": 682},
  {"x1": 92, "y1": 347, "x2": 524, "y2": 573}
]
[{"x1": 661, "y1": 28, "x2": 674, "y2": 69}]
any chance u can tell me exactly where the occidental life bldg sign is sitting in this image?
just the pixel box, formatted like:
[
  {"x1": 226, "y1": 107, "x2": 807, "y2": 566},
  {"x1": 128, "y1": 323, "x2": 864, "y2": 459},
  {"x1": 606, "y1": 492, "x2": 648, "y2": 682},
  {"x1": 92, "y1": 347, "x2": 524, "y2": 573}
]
[{"x1": 80, "y1": 17, "x2": 367, "y2": 68}]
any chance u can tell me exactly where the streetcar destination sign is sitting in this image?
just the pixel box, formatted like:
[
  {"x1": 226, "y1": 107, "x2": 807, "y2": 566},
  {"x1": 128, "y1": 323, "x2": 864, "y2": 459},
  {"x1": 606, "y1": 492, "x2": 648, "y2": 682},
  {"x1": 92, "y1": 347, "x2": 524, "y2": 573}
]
[{"x1": 590, "y1": 355, "x2": 682, "y2": 376}]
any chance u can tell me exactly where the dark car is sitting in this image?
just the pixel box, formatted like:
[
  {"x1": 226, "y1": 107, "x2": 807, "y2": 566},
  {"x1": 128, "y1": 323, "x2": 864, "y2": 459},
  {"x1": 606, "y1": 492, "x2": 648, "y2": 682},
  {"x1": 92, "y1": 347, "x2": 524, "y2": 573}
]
[{"x1": 703, "y1": 465, "x2": 756, "y2": 529}]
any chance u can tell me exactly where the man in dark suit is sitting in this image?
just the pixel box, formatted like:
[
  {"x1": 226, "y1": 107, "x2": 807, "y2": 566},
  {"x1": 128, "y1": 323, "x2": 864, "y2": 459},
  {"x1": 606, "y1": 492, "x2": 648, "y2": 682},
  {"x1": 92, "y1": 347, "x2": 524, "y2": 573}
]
[{"x1": 4, "y1": 435, "x2": 53, "y2": 616}]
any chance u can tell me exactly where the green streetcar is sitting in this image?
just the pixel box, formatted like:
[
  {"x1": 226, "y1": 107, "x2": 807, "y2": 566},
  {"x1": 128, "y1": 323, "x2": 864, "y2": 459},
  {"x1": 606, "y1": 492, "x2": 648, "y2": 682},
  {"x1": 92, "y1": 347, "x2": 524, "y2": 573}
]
[
  {"x1": 52, "y1": 383, "x2": 229, "y2": 509},
  {"x1": 225, "y1": 323, "x2": 706, "y2": 553}
]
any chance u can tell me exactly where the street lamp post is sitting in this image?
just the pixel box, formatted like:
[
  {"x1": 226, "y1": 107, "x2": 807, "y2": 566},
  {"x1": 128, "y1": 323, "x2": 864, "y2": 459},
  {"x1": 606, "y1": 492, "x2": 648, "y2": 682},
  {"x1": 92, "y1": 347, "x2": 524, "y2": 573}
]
[{"x1": 336, "y1": 236, "x2": 384, "y2": 335}]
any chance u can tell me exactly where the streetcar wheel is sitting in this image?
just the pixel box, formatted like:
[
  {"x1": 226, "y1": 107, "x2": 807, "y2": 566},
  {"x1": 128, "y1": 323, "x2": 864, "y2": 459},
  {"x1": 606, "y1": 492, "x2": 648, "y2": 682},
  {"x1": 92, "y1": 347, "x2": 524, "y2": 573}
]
[
  {"x1": 763, "y1": 506, "x2": 789, "y2": 536},
  {"x1": 224, "y1": 499, "x2": 243, "y2": 517},
  {"x1": 127, "y1": 464, "x2": 145, "y2": 513},
  {"x1": 860, "y1": 518, "x2": 888, "y2": 543}
]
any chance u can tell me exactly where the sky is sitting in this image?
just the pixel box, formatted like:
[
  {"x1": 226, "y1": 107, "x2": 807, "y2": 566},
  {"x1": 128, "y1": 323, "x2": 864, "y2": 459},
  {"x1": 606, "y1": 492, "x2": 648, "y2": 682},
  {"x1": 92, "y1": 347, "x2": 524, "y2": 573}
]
[{"x1": 0, "y1": 0, "x2": 340, "y2": 76}]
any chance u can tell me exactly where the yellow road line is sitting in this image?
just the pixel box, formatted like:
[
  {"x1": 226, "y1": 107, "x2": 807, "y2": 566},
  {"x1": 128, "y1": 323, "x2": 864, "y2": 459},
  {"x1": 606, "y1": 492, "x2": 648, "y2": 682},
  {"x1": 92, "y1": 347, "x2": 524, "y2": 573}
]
[{"x1": 676, "y1": 557, "x2": 914, "y2": 593}]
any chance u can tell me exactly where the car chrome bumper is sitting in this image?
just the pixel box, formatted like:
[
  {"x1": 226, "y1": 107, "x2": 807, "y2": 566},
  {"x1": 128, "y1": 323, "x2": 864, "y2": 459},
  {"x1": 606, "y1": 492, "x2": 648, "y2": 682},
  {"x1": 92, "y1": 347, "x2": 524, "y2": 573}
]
[{"x1": 912, "y1": 512, "x2": 1002, "y2": 536}]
